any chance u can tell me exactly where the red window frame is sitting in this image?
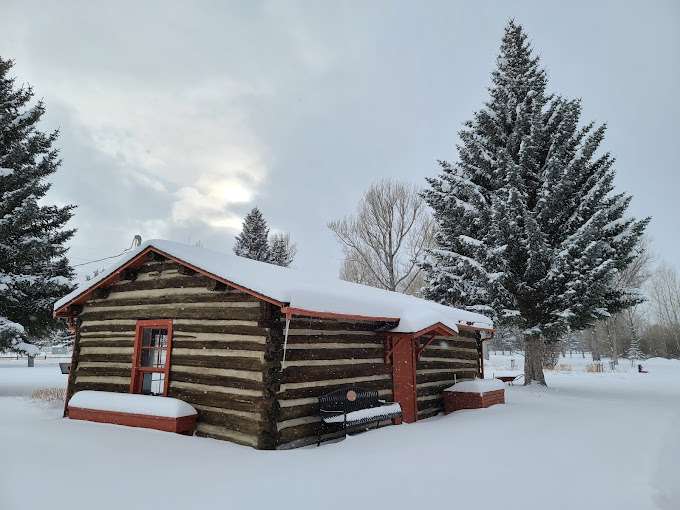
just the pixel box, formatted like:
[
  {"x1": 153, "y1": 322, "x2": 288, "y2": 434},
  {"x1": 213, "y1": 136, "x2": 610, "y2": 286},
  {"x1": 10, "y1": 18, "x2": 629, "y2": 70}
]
[{"x1": 130, "y1": 319, "x2": 173, "y2": 396}]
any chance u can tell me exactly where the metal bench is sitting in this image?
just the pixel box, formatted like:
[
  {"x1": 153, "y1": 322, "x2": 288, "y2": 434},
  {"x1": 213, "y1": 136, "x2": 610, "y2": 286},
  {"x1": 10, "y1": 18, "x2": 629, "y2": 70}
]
[{"x1": 317, "y1": 386, "x2": 402, "y2": 446}]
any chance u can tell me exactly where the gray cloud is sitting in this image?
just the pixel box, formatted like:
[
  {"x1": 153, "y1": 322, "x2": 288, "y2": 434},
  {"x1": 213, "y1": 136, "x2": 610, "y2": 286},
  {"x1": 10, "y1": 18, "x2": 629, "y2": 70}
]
[{"x1": 2, "y1": 0, "x2": 678, "y2": 278}]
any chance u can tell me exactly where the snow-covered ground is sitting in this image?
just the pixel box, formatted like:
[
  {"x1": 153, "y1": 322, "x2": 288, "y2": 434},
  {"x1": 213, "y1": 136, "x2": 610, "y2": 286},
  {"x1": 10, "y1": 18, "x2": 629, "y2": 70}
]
[{"x1": 1, "y1": 354, "x2": 678, "y2": 510}]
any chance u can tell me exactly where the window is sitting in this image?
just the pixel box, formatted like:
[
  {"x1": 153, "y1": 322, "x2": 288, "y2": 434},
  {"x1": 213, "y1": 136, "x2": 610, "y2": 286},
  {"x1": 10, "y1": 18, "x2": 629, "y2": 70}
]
[{"x1": 131, "y1": 320, "x2": 173, "y2": 396}]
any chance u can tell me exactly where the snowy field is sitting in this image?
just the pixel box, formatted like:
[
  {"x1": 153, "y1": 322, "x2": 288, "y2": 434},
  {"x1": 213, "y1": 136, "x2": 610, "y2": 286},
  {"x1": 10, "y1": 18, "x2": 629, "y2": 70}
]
[{"x1": 1, "y1": 354, "x2": 679, "y2": 510}]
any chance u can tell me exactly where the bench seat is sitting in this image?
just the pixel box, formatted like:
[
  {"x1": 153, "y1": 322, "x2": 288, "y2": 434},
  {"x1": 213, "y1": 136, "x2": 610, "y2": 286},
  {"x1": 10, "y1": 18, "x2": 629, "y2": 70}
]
[{"x1": 323, "y1": 402, "x2": 402, "y2": 426}]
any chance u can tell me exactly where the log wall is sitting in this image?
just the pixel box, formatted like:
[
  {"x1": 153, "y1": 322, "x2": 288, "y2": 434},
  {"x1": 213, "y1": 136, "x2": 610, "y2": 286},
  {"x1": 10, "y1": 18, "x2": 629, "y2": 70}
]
[
  {"x1": 274, "y1": 317, "x2": 394, "y2": 449},
  {"x1": 70, "y1": 257, "x2": 272, "y2": 448},
  {"x1": 67, "y1": 252, "x2": 485, "y2": 449},
  {"x1": 415, "y1": 335, "x2": 480, "y2": 419}
]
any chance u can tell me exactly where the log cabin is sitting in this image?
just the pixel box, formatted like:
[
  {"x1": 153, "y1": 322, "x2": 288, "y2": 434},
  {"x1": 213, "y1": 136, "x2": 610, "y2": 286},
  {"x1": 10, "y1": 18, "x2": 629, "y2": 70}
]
[{"x1": 54, "y1": 240, "x2": 494, "y2": 449}]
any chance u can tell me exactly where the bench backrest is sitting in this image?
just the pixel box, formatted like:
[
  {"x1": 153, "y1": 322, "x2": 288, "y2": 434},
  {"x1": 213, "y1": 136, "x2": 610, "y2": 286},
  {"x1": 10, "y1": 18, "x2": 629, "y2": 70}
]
[{"x1": 319, "y1": 386, "x2": 379, "y2": 413}]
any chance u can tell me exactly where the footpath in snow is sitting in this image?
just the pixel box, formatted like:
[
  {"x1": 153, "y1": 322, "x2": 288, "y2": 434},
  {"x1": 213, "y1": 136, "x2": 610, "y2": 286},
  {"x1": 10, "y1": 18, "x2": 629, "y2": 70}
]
[{"x1": 0, "y1": 354, "x2": 678, "y2": 510}]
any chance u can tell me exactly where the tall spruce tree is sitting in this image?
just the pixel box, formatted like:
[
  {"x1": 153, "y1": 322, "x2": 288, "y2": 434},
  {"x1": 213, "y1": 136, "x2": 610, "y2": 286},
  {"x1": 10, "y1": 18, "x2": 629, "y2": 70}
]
[
  {"x1": 233, "y1": 207, "x2": 271, "y2": 262},
  {"x1": 422, "y1": 21, "x2": 648, "y2": 384},
  {"x1": 0, "y1": 57, "x2": 75, "y2": 351}
]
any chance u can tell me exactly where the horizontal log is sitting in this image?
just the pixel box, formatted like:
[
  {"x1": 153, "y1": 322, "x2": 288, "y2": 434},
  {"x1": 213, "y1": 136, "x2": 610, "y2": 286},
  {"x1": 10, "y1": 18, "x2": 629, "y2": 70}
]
[
  {"x1": 170, "y1": 380, "x2": 262, "y2": 398},
  {"x1": 420, "y1": 347, "x2": 479, "y2": 360},
  {"x1": 196, "y1": 408, "x2": 262, "y2": 435},
  {"x1": 73, "y1": 382, "x2": 129, "y2": 394},
  {"x1": 418, "y1": 356, "x2": 477, "y2": 366},
  {"x1": 417, "y1": 383, "x2": 464, "y2": 398},
  {"x1": 172, "y1": 347, "x2": 263, "y2": 359},
  {"x1": 80, "y1": 346, "x2": 133, "y2": 355},
  {"x1": 78, "y1": 339, "x2": 134, "y2": 348},
  {"x1": 417, "y1": 408, "x2": 441, "y2": 420},
  {"x1": 80, "y1": 321, "x2": 264, "y2": 336},
  {"x1": 170, "y1": 355, "x2": 263, "y2": 372},
  {"x1": 287, "y1": 318, "x2": 386, "y2": 332},
  {"x1": 277, "y1": 377, "x2": 391, "y2": 400},
  {"x1": 78, "y1": 362, "x2": 132, "y2": 370},
  {"x1": 84, "y1": 301, "x2": 259, "y2": 313},
  {"x1": 87, "y1": 291, "x2": 259, "y2": 308},
  {"x1": 79, "y1": 353, "x2": 133, "y2": 364},
  {"x1": 76, "y1": 375, "x2": 130, "y2": 386},
  {"x1": 277, "y1": 415, "x2": 319, "y2": 431},
  {"x1": 282, "y1": 347, "x2": 384, "y2": 362},
  {"x1": 192, "y1": 403, "x2": 262, "y2": 422},
  {"x1": 136, "y1": 261, "x2": 182, "y2": 274},
  {"x1": 416, "y1": 371, "x2": 475, "y2": 385},
  {"x1": 78, "y1": 307, "x2": 261, "y2": 322},
  {"x1": 110, "y1": 275, "x2": 213, "y2": 293},
  {"x1": 416, "y1": 360, "x2": 480, "y2": 370},
  {"x1": 173, "y1": 330, "x2": 266, "y2": 340},
  {"x1": 168, "y1": 387, "x2": 265, "y2": 413},
  {"x1": 276, "y1": 422, "x2": 319, "y2": 445},
  {"x1": 277, "y1": 403, "x2": 319, "y2": 422},
  {"x1": 284, "y1": 333, "x2": 382, "y2": 343},
  {"x1": 195, "y1": 424, "x2": 259, "y2": 448},
  {"x1": 76, "y1": 366, "x2": 132, "y2": 378},
  {"x1": 281, "y1": 363, "x2": 391, "y2": 384},
  {"x1": 283, "y1": 358, "x2": 384, "y2": 368},
  {"x1": 277, "y1": 420, "x2": 388, "y2": 446},
  {"x1": 172, "y1": 340, "x2": 266, "y2": 351},
  {"x1": 170, "y1": 371, "x2": 264, "y2": 391},
  {"x1": 174, "y1": 323, "x2": 268, "y2": 336},
  {"x1": 172, "y1": 364, "x2": 262, "y2": 381}
]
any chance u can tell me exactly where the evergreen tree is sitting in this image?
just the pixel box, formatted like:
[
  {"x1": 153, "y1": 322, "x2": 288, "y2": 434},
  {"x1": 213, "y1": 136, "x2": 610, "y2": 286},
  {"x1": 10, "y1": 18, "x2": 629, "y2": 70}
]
[
  {"x1": 269, "y1": 232, "x2": 296, "y2": 267},
  {"x1": 626, "y1": 310, "x2": 643, "y2": 365},
  {"x1": 233, "y1": 208, "x2": 271, "y2": 262},
  {"x1": 421, "y1": 21, "x2": 648, "y2": 385},
  {"x1": 0, "y1": 57, "x2": 75, "y2": 351}
]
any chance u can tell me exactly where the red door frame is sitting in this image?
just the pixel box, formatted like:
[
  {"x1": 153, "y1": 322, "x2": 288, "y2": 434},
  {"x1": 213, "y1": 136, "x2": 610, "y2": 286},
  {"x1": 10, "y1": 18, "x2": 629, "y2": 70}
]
[
  {"x1": 130, "y1": 319, "x2": 173, "y2": 396},
  {"x1": 390, "y1": 334, "x2": 418, "y2": 423}
]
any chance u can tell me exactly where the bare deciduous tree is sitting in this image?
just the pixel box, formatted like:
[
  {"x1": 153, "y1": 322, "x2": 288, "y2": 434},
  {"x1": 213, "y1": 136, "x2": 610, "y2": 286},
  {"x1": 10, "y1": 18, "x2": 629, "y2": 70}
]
[
  {"x1": 328, "y1": 179, "x2": 434, "y2": 295},
  {"x1": 647, "y1": 262, "x2": 680, "y2": 355}
]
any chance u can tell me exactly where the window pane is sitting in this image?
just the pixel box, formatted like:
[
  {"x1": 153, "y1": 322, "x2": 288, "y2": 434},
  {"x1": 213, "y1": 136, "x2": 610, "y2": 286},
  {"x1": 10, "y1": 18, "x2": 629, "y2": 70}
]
[
  {"x1": 141, "y1": 372, "x2": 165, "y2": 396},
  {"x1": 142, "y1": 328, "x2": 167, "y2": 348},
  {"x1": 141, "y1": 347, "x2": 166, "y2": 368}
]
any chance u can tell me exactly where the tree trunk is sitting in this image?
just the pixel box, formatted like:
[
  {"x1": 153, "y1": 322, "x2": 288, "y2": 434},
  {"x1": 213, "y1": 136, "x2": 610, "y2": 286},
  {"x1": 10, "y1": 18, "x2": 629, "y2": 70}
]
[
  {"x1": 590, "y1": 329, "x2": 601, "y2": 361},
  {"x1": 524, "y1": 335, "x2": 546, "y2": 385},
  {"x1": 605, "y1": 320, "x2": 618, "y2": 365}
]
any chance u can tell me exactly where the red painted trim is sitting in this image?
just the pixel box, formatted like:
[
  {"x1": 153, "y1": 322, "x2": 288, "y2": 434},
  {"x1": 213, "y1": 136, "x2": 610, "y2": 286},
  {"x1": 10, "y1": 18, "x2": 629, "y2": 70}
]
[
  {"x1": 411, "y1": 322, "x2": 458, "y2": 339},
  {"x1": 68, "y1": 407, "x2": 196, "y2": 434},
  {"x1": 54, "y1": 246, "x2": 284, "y2": 317},
  {"x1": 390, "y1": 334, "x2": 418, "y2": 423},
  {"x1": 131, "y1": 319, "x2": 173, "y2": 396},
  {"x1": 280, "y1": 307, "x2": 400, "y2": 323}
]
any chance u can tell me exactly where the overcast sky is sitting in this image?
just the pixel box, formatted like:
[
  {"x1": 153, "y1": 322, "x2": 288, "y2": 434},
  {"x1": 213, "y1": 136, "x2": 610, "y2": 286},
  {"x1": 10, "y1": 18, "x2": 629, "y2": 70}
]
[{"x1": 2, "y1": 0, "x2": 679, "y2": 278}]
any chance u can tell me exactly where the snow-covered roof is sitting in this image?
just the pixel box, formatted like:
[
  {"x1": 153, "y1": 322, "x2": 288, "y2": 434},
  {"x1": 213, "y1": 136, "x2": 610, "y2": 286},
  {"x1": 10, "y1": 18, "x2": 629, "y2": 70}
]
[{"x1": 55, "y1": 239, "x2": 493, "y2": 334}]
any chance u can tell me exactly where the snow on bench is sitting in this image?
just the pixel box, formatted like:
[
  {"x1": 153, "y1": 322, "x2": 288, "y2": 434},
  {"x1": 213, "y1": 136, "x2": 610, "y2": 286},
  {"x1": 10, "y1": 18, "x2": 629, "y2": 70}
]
[
  {"x1": 445, "y1": 379, "x2": 505, "y2": 394},
  {"x1": 323, "y1": 402, "x2": 403, "y2": 425},
  {"x1": 67, "y1": 391, "x2": 197, "y2": 434}
]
